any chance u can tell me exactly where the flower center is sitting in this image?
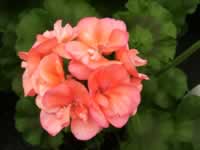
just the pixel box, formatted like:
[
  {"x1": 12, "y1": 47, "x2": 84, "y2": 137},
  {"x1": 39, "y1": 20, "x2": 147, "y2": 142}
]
[
  {"x1": 87, "y1": 48, "x2": 100, "y2": 60},
  {"x1": 70, "y1": 102, "x2": 88, "y2": 121}
]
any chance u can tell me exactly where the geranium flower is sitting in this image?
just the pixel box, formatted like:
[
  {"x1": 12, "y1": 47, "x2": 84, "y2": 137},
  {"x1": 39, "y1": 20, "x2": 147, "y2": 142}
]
[
  {"x1": 88, "y1": 64, "x2": 141, "y2": 128},
  {"x1": 38, "y1": 79, "x2": 101, "y2": 140},
  {"x1": 18, "y1": 17, "x2": 148, "y2": 141}
]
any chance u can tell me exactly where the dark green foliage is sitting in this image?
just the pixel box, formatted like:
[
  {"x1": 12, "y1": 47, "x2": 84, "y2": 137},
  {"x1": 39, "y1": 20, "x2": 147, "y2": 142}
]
[
  {"x1": 142, "y1": 68, "x2": 188, "y2": 109},
  {"x1": 15, "y1": 97, "x2": 64, "y2": 149}
]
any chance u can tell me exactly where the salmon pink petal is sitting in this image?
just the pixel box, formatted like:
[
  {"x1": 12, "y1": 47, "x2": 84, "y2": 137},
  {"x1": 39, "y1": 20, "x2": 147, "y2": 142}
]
[
  {"x1": 77, "y1": 17, "x2": 99, "y2": 48},
  {"x1": 42, "y1": 82, "x2": 73, "y2": 109},
  {"x1": 18, "y1": 52, "x2": 28, "y2": 61},
  {"x1": 131, "y1": 78, "x2": 143, "y2": 92},
  {"x1": 104, "y1": 94, "x2": 131, "y2": 116},
  {"x1": 89, "y1": 101, "x2": 109, "y2": 128},
  {"x1": 56, "y1": 105, "x2": 71, "y2": 126},
  {"x1": 22, "y1": 70, "x2": 35, "y2": 96},
  {"x1": 105, "y1": 29, "x2": 128, "y2": 52},
  {"x1": 36, "y1": 95, "x2": 43, "y2": 109},
  {"x1": 100, "y1": 29, "x2": 128, "y2": 54},
  {"x1": 71, "y1": 117, "x2": 101, "y2": 140},
  {"x1": 68, "y1": 60, "x2": 92, "y2": 80},
  {"x1": 40, "y1": 110, "x2": 70, "y2": 136},
  {"x1": 25, "y1": 52, "x2": 41, "y2": 75},
  {"x1": 30, "y1": 38, "x2": 58, "y2": 55},
  {"x1": 36, "y1": 34, "x2": 49, "y2": 43},
  {"x1": 116, "y1": 49, "x2": 148, "y2": 77},
  {"x1": 62, "y1": 24, "x2": 73, "y2": 40},
  {"x1": 53, "y1": 44, "x2": 72, "y2": 59},
  {"x1": 104, "y1": 85, "x2": 140, "y2": 116},
  {"x1": 66, "y1": 79, "x2": 90, "y2": 105},
  {"x1": 39, "y1": 53, "x2": 64, "y2": 85},
  {"x1": 36, "y1": 95, "x2": 59, "y2": 113},
  {"x1": 43, "y1": 30, "x2": 55, "y2": 39},
  {"x1": 128, "y1": 50, "x2": 147, "y2": 67},
  {"x1": 85, "y1": 57, "x2": 121, "y2": 69},
  {"x1": 65, "y1": 41, "x2": 89, "y2": 60},
  {"x1": 100, "y1": 18, "x2": 127, "y2": 31},
  {"x1": 31, "y1": 69, "x2": 51, "y2": 95},
  {"x1": 97, "y1": 18, "x2": 127, "y2": 46},
  {"x1": 54, "y1": 20, "x2": 64, "y2": 39},
  {"x1": 95, "y1": 93, "x2": 109, "y2": 108},
  {"x1": 54, "y1": 20, "x2": 73, "y2": 42},
  {"x1": 88, "y1": 64, "x2": 130, "y2": 93},
  {"x1": 107, "y1": 115, "x2": 129, "y2": 128},
  {"x1": 21, "y1": 61, "x2": 27, "y2": 68}
]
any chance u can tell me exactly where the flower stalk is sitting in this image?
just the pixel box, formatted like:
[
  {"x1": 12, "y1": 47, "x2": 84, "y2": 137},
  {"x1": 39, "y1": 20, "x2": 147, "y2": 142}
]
[{"x1": 157, "y1": 40, "x2": 200, "y2": 76}]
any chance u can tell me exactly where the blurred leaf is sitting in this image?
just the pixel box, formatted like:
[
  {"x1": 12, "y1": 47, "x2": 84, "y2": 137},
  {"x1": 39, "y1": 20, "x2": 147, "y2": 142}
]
[
  {"x1": 12, "y1": 71, "x2": 23, "y2": 96},
  {"x1": 156, "y1": 0, "x2": 199, "y2": 30},
  {"x1": 174, "y1": 120, "x2": 193, "y2": 142},
  {"x1": 176, "y1": 95, "x2": 200, "y2": 120},
  {"x1": 122, "y1": 109, "x2": 174, "y2": 150},
  {"x1": 172, "y1": 94, "x2": 200, "y2": 149},
  {"x1": 158, "y1": 68, "x2": 188, "y2": 99},
  {"x1": 15, "y1": 97, "x2": 64, "y2": 149},
  {"x1": 41, "y1": 133, "x2": 64, "y2": 150},
  {"x1": 44, "y1": 0, "x2": 98, "y2": 25},
  {"x1": 130, "y1": 25, "x2": 154, "y2": 52},
  {"x1": 15, "y1": 8, "x2": 50, "y2": 51},
  {"x1": 0, "y1": 24, "x2": 19, "y2": 91},
  {"x1": 192, "y1": 119, "x2": 200, "y2": 150},
  {"x1": 142, "y1": 68, "x2": 188, "y2": 109},
  {"x1": 88, "y1": 0, "x2": 125, "y2": 17},
  {"x1": 84, "y1": 134, "x2": 104, "y2": 150}
]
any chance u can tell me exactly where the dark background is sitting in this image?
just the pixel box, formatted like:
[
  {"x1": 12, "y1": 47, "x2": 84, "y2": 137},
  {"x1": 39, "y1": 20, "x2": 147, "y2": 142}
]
[{"x1": 0, "y1": 2, "x2": 199, "y2": 150}]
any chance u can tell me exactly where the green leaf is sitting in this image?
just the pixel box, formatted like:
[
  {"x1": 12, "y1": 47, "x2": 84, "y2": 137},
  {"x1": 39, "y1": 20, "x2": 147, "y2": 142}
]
[
  {"x1": 12, "y1": 71, "x2": 23, "y2": 96},
  {"x1": 174, "y1": 120, "x2": 193, "y2": 142},
  {"x1": 44, "y1": 0, "x2": 98, "y2": 25},
  {"x1": 0, "y1": 23, "x2": 19, "y2": 91},
  {"x1": 142, "y1": 68, "x2": 188, "y2": 109},
  {"x1": 156, "y1": 0, "x2": 199, "y2": 29},
  {"x1": 41, "y1": 132, "x2": 64, "y2": 149},
  {"x1": 15, "y1": 97, "x2": 64, "y2": 149},
  {"x1": 153, "y1": 91, "x2": 173, "y2": 109},
  {"x1": 158, "y1": 68, "x2": 188, "y2": 99},
  {"x1": 15, "y1": 8, "x2": 50, "y2": 51},
  {"x1": 130, "y1": 25, "x2": 154, "y2": 52},
  {"x1": 192, "y1": 119, "x2": 200, "y2": 150},
  {"x1": 84, "y1": 134, "x2": 104, "y2": 150},
  {"x1": 176, "y1": 95, "x2": 200, "y2": 120},
  {"x1": 123, "y1": 109, "x2": 173, "y2": 150},
  {"x1": 127, "y1": 110, "x2": 154, "y2": 136}
]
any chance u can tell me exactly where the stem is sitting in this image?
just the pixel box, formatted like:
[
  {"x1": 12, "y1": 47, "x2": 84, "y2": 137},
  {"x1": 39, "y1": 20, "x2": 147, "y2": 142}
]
[{"x1": 157, "y1": 40, "x2": 200, "y2": 76}]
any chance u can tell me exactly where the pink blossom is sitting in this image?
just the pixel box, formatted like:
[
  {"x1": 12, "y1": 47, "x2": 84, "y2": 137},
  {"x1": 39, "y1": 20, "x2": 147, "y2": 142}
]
[
  {"x1": 38, "y1": 79, "x2": 101, "y2": 140},
  {"x1": 88, "y1": 64, "x2": 141, "y2": 128}
]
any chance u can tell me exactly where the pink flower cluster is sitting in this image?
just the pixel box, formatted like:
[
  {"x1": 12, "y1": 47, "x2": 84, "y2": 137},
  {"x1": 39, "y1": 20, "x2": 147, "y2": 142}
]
[{"x1": 18, "y1": 17, "x2": 148, "y2": 140}]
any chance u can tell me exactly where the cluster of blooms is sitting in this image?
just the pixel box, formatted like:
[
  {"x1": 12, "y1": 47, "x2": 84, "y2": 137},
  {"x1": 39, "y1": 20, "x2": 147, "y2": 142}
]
[{"x1": 18, "y1": 17, "x2": 148, "y2": 140}]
